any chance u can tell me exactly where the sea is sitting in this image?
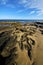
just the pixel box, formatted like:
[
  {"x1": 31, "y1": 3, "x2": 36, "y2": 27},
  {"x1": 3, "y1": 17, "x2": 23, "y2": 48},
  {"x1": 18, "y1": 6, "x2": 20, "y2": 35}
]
[{"x1": 0, "y1": 19, "x2": 43, "y2": 22}]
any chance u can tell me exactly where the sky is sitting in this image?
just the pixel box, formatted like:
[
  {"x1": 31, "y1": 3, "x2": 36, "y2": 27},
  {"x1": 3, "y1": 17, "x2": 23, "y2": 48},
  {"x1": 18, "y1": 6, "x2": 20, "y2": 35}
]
[{"x1": 0, "y1": 0, "x2": 43, "y2": 19}]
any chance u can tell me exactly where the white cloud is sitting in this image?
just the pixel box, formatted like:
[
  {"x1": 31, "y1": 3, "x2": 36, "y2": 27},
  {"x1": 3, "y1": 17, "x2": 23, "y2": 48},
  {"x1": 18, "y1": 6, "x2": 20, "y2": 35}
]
[
  {"x1": 29, "y1": 11, "x2": 35, "y2": 14},
  {"x1": 0, "y1": 0, "x2": 15, "y2": 8},
  {"x1": 19, "y1": 0, "x2": 43, "y2": 15},
  {"x1": 30, "y1": 0, "x2": 43, "y2": 15},
  {"x1": 19, "y1": 0, "x2": 31, "y2": 7},
  {"x1": 0, "y1": 0, "x2": 7, "y2": 5},
  {"x1": 0, "y1": 0, "x2": 43, "y2": 16}
]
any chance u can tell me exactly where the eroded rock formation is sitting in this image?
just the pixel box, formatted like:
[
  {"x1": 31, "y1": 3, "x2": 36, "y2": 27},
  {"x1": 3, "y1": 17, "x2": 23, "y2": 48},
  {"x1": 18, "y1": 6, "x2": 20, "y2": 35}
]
[{"x1": 0, "y1": 22, "x2": 43, "y2": 65}]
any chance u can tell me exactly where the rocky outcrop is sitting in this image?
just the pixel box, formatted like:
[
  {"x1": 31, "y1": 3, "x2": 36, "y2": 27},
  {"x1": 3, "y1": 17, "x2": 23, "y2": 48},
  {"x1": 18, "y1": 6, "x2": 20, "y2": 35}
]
[{"x1": 0, "y1": 22, "x2": 43, "y2": 65}]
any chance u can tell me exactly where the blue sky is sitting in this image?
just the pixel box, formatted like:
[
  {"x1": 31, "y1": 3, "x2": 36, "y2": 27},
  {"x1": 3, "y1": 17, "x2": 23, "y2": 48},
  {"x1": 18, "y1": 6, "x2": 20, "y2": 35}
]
[{"x1": 0, "y1": 0, "x2": 43, "y2": 19}]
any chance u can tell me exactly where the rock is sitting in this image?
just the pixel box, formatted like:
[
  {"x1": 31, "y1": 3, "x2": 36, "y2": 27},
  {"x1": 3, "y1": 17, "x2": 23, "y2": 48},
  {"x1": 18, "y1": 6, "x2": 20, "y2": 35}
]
[{"x1": 0, "y1": 22, "x2": 43, "y2": 65}]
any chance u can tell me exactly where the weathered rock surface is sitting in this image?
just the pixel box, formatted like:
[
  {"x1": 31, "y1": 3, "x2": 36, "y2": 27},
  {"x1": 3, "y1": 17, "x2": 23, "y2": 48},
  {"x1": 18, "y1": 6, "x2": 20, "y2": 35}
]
[{"x1": 0, "y1": 22, "x2": 43, "y2": 65}]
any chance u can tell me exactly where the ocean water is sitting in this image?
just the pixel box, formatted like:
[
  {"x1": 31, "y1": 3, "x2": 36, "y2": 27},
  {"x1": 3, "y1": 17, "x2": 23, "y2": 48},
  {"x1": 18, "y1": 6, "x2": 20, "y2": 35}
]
[{"x1": 0, "y1": 19, "x2": 43, "y2": 22}]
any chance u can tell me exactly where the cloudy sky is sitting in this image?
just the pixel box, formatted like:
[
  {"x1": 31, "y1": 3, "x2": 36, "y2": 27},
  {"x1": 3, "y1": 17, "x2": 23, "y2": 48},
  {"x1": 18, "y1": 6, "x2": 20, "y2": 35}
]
[{"x1": 0, "y1": 0, "x2": 43, "y2": 19}]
